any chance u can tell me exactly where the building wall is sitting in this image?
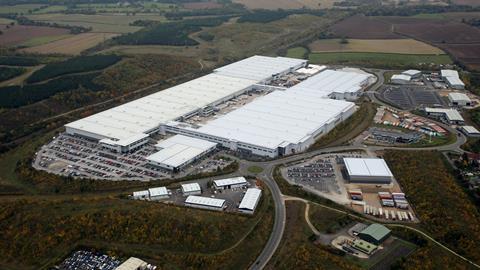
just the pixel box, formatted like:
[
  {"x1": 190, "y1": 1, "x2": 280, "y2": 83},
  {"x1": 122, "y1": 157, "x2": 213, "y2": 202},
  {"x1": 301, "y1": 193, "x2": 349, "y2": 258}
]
[
  {"x1": 185, "y1": 203, "x2": 224, "y2": 211},
  {"x1": 182, "y1": 190, "x2": 202, "y2": 196},
  {"x1": 348, "y1": 174, "x2": 392, "y2": 184},
  {"x1": 150, "y1": 195, "x2": 169, "y2": 201}
]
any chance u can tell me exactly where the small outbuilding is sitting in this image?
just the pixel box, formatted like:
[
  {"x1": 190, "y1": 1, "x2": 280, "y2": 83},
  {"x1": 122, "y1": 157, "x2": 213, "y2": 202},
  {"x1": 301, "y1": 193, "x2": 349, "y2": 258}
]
[
  {"x1": 213, "y1": 176, "x2": 248, "y2": 190},
  {"x1": 148, "y1": 187, "x2": 169, "y2": 200},
  {"x1": 132, "y1": 190, "x2": 149, "y2": 200},
  {"x1": 238, "y1": 188, "x2": 262, "y2": 214},
  {"x1": 181, "y1": 183, "x2": 201, "y2": 196},
  {"x1": 358, "y1": 223, "x2": 391, "y2": 245},
  {"x1": 351, "y1": 239, "x2": 378, "y2": 255}
]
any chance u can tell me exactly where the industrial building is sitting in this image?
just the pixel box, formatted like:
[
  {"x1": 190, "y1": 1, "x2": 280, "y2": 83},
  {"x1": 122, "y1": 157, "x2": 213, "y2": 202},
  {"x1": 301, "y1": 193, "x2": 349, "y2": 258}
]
[
  {"x1": 184, "y1": 195, "x2": 226, "y2": 211},
  {"x1": 181, "y1": 183, "x2": 201, "y2": 196},
  {"x1": 344, "y1": 158, "x2": 394, "y2": 184},
  {"x1": 146, "y1": 135, "x2": 217, "y2": 172},
  {"x1": 391, "y1": 74, "x2": 411, "y2": 84},
  {"x1": 239, "y1": 188, "x2": 262, "y2": 214},
  {"x1": 358, "y1": 223, "x2": 391, "y2": 245},
  {"x1": 213, "y1": 176, "x2": 248, "y2": 190},
  {"x1": 62, "y1": 55, "x2": 373, "y2": 160},
  {"x1": 460, "y1": 125, "x2": 480, "y2": 137},
  {"x1": 424, "y1": 107, "x2": 465, "y2": 125},
  {"x1": 148, "y1": 187, "x2": 169, "y2": 200},
  {"x1": 441, "y1": 70, "x2": 465, "y2": 90},
  {"x1": 402, "y1": 69, "x2": 421, "y2": 78},
  {"x1": 115, "y1": 257, "x2": 153, "y2": 270},
  {"x1": 132, "y1": 190, "x2": 149, "y2": 200},
  {"x1": 448, "y1": 92, "x2": 472, "y2": 107},
  {"x1": 351, "y1": 239, "x2": 378, "y2": 255}
]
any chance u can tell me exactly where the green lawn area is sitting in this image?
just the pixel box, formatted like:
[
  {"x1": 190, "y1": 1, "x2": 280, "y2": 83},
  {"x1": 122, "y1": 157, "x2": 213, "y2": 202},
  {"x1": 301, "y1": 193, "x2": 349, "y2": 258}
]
[
  {"x1": 247, "y1": 166, "x2": 264, "y2": 174},
  {"x1": 286, "y1": 46, "x2": 308, "y2": 59},
  {"x1": 308, "y1": 52, "x2": 452, "y2": 69}
]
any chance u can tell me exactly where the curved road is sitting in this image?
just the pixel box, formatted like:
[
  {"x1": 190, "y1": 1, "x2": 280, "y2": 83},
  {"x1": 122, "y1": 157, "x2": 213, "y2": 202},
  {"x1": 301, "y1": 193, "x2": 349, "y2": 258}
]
[{"x1": 246, "y1": 68, "x2": 471, "y2": 269}]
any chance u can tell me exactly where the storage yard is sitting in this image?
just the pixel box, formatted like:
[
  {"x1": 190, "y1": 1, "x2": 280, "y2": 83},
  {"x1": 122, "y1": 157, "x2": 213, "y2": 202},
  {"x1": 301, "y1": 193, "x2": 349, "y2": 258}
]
[
  {"x1": 57, "y1": 250, "x2": 156, "y2": 270},
  {"x1": 34, "y1": 55, "x2": 375, "y2": 179},
  {"x1": 130, "y1": 176, "x2": 263, "y2": 214}
]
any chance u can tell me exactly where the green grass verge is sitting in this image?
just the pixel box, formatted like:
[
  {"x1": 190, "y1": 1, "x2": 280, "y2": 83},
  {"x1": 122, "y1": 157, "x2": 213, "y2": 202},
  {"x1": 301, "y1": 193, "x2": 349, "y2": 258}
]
[
  {"x1": 286, "y1": 46, "x2": 308, "y2": 59},
  {"x1": 308, "y1": 52, "x2": 452, "y2": 69},
  {"x1": 247, "y1": 165, "x2": 264, "y2": 174}
]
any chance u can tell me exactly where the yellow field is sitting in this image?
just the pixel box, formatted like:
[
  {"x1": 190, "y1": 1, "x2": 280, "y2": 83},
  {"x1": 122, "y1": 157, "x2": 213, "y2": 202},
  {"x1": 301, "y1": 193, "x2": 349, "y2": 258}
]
[
  {"x1": 21, "y1": 33, "x2": 118, "y2": 55},
  {"x1": 309, "y1": 38, "x2": 445, "y2": 54},
  {"x1": 233, "y1": 0, "x2": 339, "y2": 9}
]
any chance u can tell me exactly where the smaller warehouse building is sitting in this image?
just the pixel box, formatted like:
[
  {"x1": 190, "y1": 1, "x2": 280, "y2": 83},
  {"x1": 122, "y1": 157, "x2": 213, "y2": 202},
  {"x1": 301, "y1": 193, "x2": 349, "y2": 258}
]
[
  {"x1": 391, "y1": 74, "x2": 411, "y2": 84},
  {"x1": 402, "y1": 69, "x2": 421, "y2": 78},
  {"x1": 344, "y1": 158, "x2": 394, "y2": 184},
  {"x1": 181, "y1": 183, "x2": 201, "y2": 196},
  {"x1": 115, "y1": 257, "x2": 152, "y2": 270},
  {"x1": 460, "y1": 125, "x2": 480, "y2": 137},
  {"x1": 132, "y1": 190, "x2": 149, "y2": 200},
  {"x1": 424, "y1": 107, "x2": 465, "y2": 125},
  {"x1": 351, "y1": 239, "x2": 378, "y2": 255},
  {"x1": 146, "y1": 135, "x2": 217, "y2": 172},
  {"x1": 441, "y1": 70, "x2": 465, "y2": 90},
  {"x1": 238, "y1": 188, "x2": 262, "y2": 214},
  {"x1": 358, "y1": 223, "x2": 391, "y2": 245},
  {"x1": 213, "y1": 176, "x2": 248, "y2": 190},
  {"x1": 148, "y1": 187, "x2": 169, "y2": 200},
  {"x1": 448, "y1": 92, "x2": 472, "y2": 107},
  {"x1": 185, "y1": 195, "x2": 226, "y2": 211}
]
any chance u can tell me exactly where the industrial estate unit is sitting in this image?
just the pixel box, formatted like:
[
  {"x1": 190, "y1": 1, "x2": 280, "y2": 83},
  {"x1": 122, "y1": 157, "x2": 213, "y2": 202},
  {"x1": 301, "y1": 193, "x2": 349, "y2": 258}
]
[{"x1": 52, "y1": 55, "x2": 374, "y2": 172}]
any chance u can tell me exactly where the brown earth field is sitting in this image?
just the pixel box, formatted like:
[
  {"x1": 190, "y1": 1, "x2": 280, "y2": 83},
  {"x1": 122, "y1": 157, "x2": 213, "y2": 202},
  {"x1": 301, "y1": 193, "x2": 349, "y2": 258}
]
[
  {"x1": 0, "y1": 25, "x2": 69, "y2": 46},
  {"x1": 329, "y1": 14, "x2": 480, "y2": 70},
  {"x1": 183, "y1": 1, "x2": 223, "y2": 9},
  {"x1": 233, "y1": 0, "x2": 339, "y2": 10},
  {"x1": 21, "y1": 33, "x2": 119, "y2": 55}
]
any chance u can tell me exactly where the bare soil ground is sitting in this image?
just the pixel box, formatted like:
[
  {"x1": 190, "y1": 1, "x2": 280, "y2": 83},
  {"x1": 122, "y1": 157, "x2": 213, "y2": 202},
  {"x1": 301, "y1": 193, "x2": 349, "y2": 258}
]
[
  {"x1": 309, "y1": 39, "x2": 444, "y2": 54},
  {"x1": 329, "y1": 15, "x2": 402, "y2": 39},
  {"x1": 21, "y1": 33, "x2": 118, "y2": 55},
  {"x1": 0, "y1": 25, "x2": 69, "y2": 46}
]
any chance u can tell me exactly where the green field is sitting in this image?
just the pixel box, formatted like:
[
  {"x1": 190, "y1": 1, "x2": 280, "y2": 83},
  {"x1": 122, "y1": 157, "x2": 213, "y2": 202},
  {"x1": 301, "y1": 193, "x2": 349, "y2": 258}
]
[
  {"x1": 0, "y1": 4, "x2": 42, "y2": 14},
  {"x1": 20, "y1": 34, "x2": 72, "y2": 47},
  {"x1": 286, "y1": 47, "x2": 308, "y2": 59},
  {"x1": 309, "y1": 52, "x2": 452, "y2": 68},
  {"x1": 26, "y1": 13, "x2": 168, "y2": 33},
  {"x1": 248, "y1": 165, "x2": 264, "y2": 174}
]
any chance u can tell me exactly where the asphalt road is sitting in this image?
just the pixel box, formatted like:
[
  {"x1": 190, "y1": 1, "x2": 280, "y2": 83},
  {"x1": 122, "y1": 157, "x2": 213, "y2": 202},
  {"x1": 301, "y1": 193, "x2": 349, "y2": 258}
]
[{"x1": 246, "y1": 69, "x2": 469, "y2": 269}]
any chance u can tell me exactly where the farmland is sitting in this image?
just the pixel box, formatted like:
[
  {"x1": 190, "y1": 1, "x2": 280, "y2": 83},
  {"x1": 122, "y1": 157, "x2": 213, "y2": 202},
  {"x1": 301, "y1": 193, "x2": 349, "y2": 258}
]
[
  {"x1": 21, "y1": 33, "x2": 119, "y2": 55},
  {"x1": 0, "y1": 24, "x2": 69, "y2": 46},
  {"x1": 233, "y1": 0, "x2": 340, "y2": 10},
  {"x1": 309, "y1": 39, "x2": 445, "y2": 55},
  {"x1": 329, "y1": 15, "x2": 402, "y2": 39},
  {"x1": 19, "y1": 34, "x2": 71, "y2": 47}
]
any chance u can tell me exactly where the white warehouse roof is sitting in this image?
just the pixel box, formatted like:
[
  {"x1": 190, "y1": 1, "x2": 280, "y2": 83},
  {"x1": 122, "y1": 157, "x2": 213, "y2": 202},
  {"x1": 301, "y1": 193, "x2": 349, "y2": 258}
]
[
  {"x1": 133, "y1": 190, "x2": 149, "y2": 197},
  {"x1": 441, "y1": 69, "x2": 465, "y2": 88},
  {"x1": 402, "y1": 69, "x2": 421, "y2": 76},
  {"x1": 214, "y1": 55, "x2": 307, "y2": 81},
  {"x1": 449, "y1": 92, "x2": 471, "y2": 102},
  {"x1": 116, "y1": 257, "x2": 148, "y2": 270},
  {"x1": 185, "y1": 195, "x2": 225, "y2": 208},
  {"x1": 391, "y1": 74, "x2": 411, "y2": 82},
  {"x1": 239, "y1": 188, "x2": 262, "y2": 211},
  {"x1": 462, "y1": 125, "x2": 480, "y2": 134},
  {"x1": 425, "y1": 107, "x2": 464, "y2": 122},
  {"x1": 196, "y1": 89, "x2": 355, "y2": 150},
  {"x1": 290, "y1": 69, "x2": 373, "y2": 94},
  {"x1": 214, "y1": 176, "x2": 247, "y2": 187},
  {"x1": 65, "y1": 73, "x2": 257, "y2": 142},
  {"x1": 148, "y1": 186, "x2": 168, "y2": 197},
  {"x1": 147, "y1": 135, "x2": 217, "y2": 168},
  {"x1": 181, "y1": 183, "x2": 201, "y2": 193},
  {"x1": 344, "y1": 158, "x2": 393, "y2": 178}
]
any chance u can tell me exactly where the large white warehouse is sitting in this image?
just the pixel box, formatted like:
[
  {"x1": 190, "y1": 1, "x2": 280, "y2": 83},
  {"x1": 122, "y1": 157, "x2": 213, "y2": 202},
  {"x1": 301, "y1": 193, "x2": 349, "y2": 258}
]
[{"x1": 344, "y1": 158, "x2": 393, "y2": 184}]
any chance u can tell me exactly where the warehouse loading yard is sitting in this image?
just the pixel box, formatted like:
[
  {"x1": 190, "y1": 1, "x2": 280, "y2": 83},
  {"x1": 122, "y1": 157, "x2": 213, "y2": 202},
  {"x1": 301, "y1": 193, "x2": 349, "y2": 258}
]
[{"x1": 33, "y1": 55, "x2": 375, "y2": 179}]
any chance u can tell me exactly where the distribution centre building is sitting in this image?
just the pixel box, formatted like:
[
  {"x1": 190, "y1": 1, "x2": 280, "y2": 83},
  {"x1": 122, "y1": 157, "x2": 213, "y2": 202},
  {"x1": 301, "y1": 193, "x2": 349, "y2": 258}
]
[
  {"x1": 344, "y1": 158, "x2": 394, "y2": 184},
  {"x1": 213, "y1": 176, "x2": 248, "y2": 190},
  {"x1": 448, "y1": 92, "x2": 472, "y2": 107},
  {"x1": 181, "y1": 183, "x2": 201, "y2": 196},
  {"x1": 184, "y1": 195, "x2": 226, "y2": 211},
  {"x1": 238, "y1": 188, "x2": 262, "y2": 214},
  {"x1": 146, "y1": 135, "x2": 217, "y2": 172},
  {"x1": 441, "y1": 70, "x2": 465, "y2": 90}
]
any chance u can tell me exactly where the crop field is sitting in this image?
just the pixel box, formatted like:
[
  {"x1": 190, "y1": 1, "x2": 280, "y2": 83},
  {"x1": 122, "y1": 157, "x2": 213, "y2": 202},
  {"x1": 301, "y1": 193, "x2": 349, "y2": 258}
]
[
  {"x1": 21, "y1": 33, "x2": 119, "y2": 55},
  {"x1": 309, "y1": 39, "x2": 444, "y2": 55},
  {"x1": 329, "y1": 15, "x2": 402, "y2": 39},
  {"x1": 0, "y1": 4, "x2": 42, "y2": 14},
  {"x1": 0, "y1": 24, "x2": 69, "y2": 46},
  {"x1": 233, "y1": 0, "x2": 340, "y2": 10},
  {"x1": 309, "y1": 52, "x2": 452, "y2": 68},
  {"x1": 26, "y1": 13, "x2": 168, "y2": 33},
  {"x1": 20, "y1": 35, "x2": 72, "y2": 47}
]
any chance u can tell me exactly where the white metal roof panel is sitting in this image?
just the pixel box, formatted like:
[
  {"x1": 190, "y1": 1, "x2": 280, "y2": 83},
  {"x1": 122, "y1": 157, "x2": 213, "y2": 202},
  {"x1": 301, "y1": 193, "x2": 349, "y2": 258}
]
[
  {"x1": 214, "y1": 176, "x2": 247, "y2": 187},
  {"x1": 181, "y1": 183, "x2": 201, "y2": 193},
  {"x1": 290, "y1": 69, "x2": 372, "y2": 94},
  {"x1": 449, "y1": 92, "x2": 471, "y2": 102},
  {"x1": 185, "y1": 195, "x2": 225, "y2": 208},
  {"x1": 392, "y1": 74, "x2": 411, "y2": 81},
  {"x1": 344, "y1": 158, "x2": 393, "y2": 177},
  {"x1": 148, "y1": 187, "x2": 168, "y2": 197},
  {"x1": 239, "y1": 188, "x2": 262, "y2": 210},
  {"x1": 462, "y1": 125, "x2": 480, "y2": 134},
  {"x1": 65, "y1": 73, "x2": 256, "y2": 141},
  {"x1": 402, "y1": 69, "x2": 421, "y2": 76},
  {"x1": 214, "y1": 55, "x2": 307, "y2": 81},
  {"x1": 133, "y1": 190, "x2": 149, "y2": 197}
]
